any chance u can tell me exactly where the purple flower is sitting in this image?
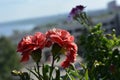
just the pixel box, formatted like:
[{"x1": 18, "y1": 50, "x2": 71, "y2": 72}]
[
  {"x1": 76, "y1": 5, "x2": 85, "y2": 11},
  {"x1": 68, "y1": 8, "x2": 77, "y2": 21},
  {"x1": 70, "y1": 8, "x2": 77, "y2": 16},
  {"x1": 68, "y1": 5, "x2": 85, "y2": 21}
]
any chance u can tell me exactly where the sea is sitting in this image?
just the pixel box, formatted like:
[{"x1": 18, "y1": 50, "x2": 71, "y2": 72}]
[
  {"x1": 0, "y1": 14, "x2": 67, "y2": 37},
  {"x1": 0, "y1": 23, "x2": 35, "y2": 36}
]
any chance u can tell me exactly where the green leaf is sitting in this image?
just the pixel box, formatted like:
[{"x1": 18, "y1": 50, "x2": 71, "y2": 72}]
[
  {"x1": 22, "y1": 72, "x2": 30, "y2": 80},
  {"x1": 27, "y1": 68, "x2": 39, "y2": 79},
  {"x1": 69, "y1": 64, "x2": 76, "y2": 70},
  {"x1": 112, "y1": 48, "x2": 119, "y2": 56},
  {"x1": 42, "y1": 64, "x2": 50, "y2": 80},
  {"x1": 80, "y1": 63, "x2": 86, "y2": 70},
  {"x1": 57, "y1": 56, "x2": 60, "y2": 62},
  {"x1": 85, "y1": 69, "x2": 89, "y2": 80},
  {"x1": 55, "y1": 68, "x2": 60, "y2": 80},
  {"x1": 70, "y1": 70, "x2": 82, "y2": 79},
  {"x1": 91, "y1": 23, "x2": 102, "y2": 32},
  {"x1": 66, "y1": 72, "x2": 75, "y2": 80}
]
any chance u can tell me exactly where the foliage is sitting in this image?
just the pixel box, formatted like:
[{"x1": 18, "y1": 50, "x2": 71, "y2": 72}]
[
  {"x1": 0, "y1": 37, "x2": 20, "y2": 80},
  {"x1": 80, "y1": 24, "x2": 120, "y2": 80},
  {"x1": 70, "y1": 6, "x2": 120, "y2": 80},
  {"x1": 69, "y1": 4, "x2": 120, "y2": 80}
]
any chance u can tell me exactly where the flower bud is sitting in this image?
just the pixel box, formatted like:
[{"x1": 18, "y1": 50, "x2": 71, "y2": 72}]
[
  {"x1": 31, "y1": 49, "x2": 42, "y2": 62},
  {"x1": 51, "y1": 43, "x2": 62, "y2": 57}
]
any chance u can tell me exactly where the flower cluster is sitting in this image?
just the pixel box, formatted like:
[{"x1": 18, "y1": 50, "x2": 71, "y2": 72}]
[
  {"x1": 68, "y1": 5, "x2": 85, "y2": 20},
  {"x1": 17, "y1": 28, "x2": 77, "y2": 68}
]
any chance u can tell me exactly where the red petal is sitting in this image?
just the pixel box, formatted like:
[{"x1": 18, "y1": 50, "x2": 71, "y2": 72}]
[
  {"x1": 50, "y1": 35, "x2": 63, "y2": 45},
  {"x1": 20, "y1": 53, "x2": 30, "y2": 62},
  {"x1": 61, "y1": 60, "x2": 70, "y2": 68}
]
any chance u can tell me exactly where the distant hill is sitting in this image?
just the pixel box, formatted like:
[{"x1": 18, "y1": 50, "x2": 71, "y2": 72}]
[
  {"x1": 0, "y1": 14, "x2": 68, "y2": 27},
  {"x1": 0, "y1": 9, "x2": 110, "y2": 27},
  {"x1": 87, "y1": 9, "x2": 108, "y2": 17}
]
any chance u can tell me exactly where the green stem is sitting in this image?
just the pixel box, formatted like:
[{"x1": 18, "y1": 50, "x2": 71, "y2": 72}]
[
  {"x1": 36, "y1": 62, "x2": 42, "y2": 80},
  {"x1": 49, "y1": 56, "x2": 55, "y2": 80}
]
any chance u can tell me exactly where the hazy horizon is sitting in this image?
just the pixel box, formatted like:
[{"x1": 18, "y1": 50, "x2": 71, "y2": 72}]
[{"x1": 0, "y1": 0, "x2": 120, "y2": 23}]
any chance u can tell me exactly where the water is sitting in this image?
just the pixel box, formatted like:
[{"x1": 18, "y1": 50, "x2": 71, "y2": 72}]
[
  {"x1": 0, "y1": 14, "x2": 67, "y2": 36},
  {"x1": 0, "y1": 24, "x2": 36, "y2": 36}
]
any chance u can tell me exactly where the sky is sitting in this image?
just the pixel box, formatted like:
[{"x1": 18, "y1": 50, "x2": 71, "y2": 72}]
[{"x1": 0, "y1": 0, "x2": 120, "y2": 23}]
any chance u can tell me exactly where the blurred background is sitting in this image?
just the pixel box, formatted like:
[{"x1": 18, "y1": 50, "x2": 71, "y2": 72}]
[{"x1": 0, "y1": 0, "x2": 120, "y2": 80}]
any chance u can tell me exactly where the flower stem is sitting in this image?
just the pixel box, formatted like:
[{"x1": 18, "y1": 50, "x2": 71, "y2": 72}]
[
  {"x1": 36, "y1": 62, "x2": 42, "y2": 80},
  {"x1": 49, "y1": 56, "x2": 55, "y2": 80}
]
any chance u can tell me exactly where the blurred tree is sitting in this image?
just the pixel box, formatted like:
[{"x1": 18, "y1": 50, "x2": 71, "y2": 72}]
[{"x1": 0, "y1": 36, "x2": 20, "y2": 80}]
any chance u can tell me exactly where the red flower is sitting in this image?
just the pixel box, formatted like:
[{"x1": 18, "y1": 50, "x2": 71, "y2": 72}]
[
  {"x1": 62, "y1": 43, "x2": 77, "y2": 68},
  {"x1": 46, "y1": 28, "x2": 74, "y2": 45},
  {"x1": 17, "y1": 32, "x2": 46, "y2": 62},
  {"x1": 46, "y1": 28, "x2": 77, "y2": 68}
]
